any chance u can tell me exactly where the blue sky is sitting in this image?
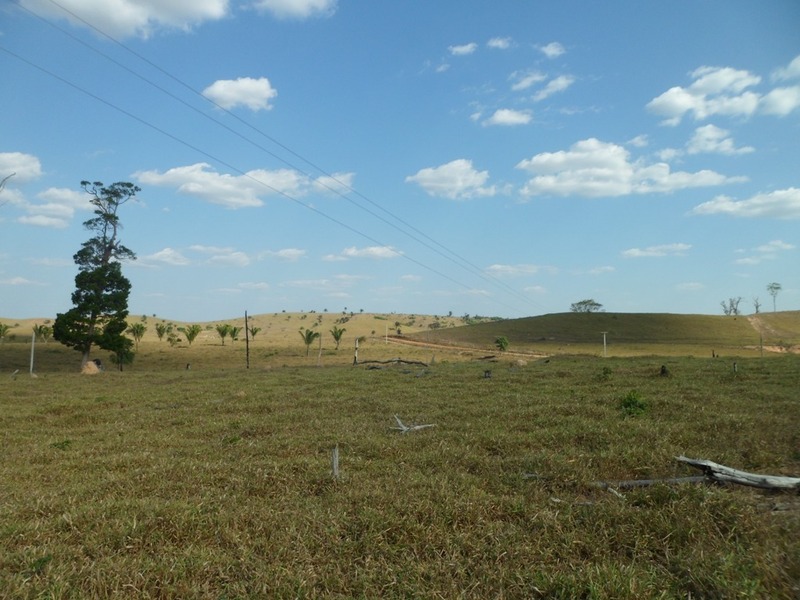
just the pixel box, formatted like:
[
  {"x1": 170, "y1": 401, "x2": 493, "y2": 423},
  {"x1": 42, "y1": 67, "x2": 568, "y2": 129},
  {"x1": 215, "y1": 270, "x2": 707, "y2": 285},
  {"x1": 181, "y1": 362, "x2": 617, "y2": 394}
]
[{"x1": 1, "y1": 0, "x2": 798, "y2": 322}]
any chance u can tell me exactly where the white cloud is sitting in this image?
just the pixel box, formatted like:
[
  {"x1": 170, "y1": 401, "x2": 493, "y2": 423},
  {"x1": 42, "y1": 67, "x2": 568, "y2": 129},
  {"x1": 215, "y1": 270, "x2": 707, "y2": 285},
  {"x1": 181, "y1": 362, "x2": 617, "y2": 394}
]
[
  {"x1": 756, "y1": 239, "x2": 795, "y2": 253},
  {"x1": 312, "y1": 172, "x2": 355, "y2": 194},
  {"x1": 622, "y1": 243, "x2": 691, "y2": 258},
  {"x1": 406, "y1": 159, "x2": 496, "y2": 200},
  {"x1": 647, "y1": 66, "x2": 761, "y2": 125},
  {"x1": 734, "y1": 239, "x2": 795, "y2": 265},
  {"x1": 487, "y1": 37, "x2": 511, "y2": 50},
  {"x1": 0, "y1": 276, "x2": 45, "y2": 286},
  {"x1": 483, "y1": 108, "x2": 532, "y2": 127},
  {"x1": 0, "y1": 152, "x2": 42, "y2": 182},
  {"x1": 142, "y1": 247, "x2": 191, "y2": 266},
  {"x1": 261, "y1": 248, "x2": 306, "y2": 261},
  {"x1": 539, "y1": 42, "x2": 565, "y2": 59},
  {"x1": 19, "y1": 0, "x2": 229, "y2": 38},
  {"x1": 510, "y1": 70, "x2": 546, "y2": 91},
  {"x1": 760, "y1": 86, "x2": 800, "y2": 116},
  {"x1": 135, "y1": 163, "x2": 324, "y2": 208},
  {"x1": 202, "y1": 77, "x2": 277, "y2": 111},
  {"x1": 627, "y1": 135, "x2": 649, "y2": 148},
  {"x1": 691, "y1": 188, "x2": 800, "y2": 219},
  {"x1": 532, "y1": 75, "x2": 575, "y2": 101},
  {"x1": 190, "y1": 245, "x2": 251, "y2": 267},
  {"x1": 252, "y1": 0, "x2": 337, "y2": 19},
  {"x1": 772, "y1": 54, "x2": 800, "y2": 81},
  {"x1": 516, "y1": 138, "x2": 745, "y2": 198},
  {"x1": 686, "y1": 124, "x2": 754, "y2": 155},
  {"x1": 648, "y1": 61, "x2": 800, "y2": 125},
  {"x1": 339, "y1": 246, "x2": 401, "y2": 260},
  {"x1": 449, "y1": 42, "x2": 478, "y2": 56},
  {"x1": 15, "y1": 187, "x2": 93, "y2": 228}
]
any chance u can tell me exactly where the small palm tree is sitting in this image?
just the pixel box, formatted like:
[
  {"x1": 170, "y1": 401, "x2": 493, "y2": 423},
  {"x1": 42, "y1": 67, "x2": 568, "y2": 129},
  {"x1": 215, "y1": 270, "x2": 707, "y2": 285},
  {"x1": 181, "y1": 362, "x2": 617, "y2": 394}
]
[
  {"x1": 330, "y1": 326, "x2": 346, "y2": 350},
  {"x1": 228, "y1": 326, "x2": 242, "y2": 343},
  {"x1": 216, "y1": 323, "x2": 232, "y2": 345},
  {"x1": 248, "y1": 326, "x2": 261, "y2": 339},
  {"x1": 178, "y1": 324, "x2": 203, "y2": 346},
  {"x1": 127, "y1": 322, "x2": 147, "y2": 351},
  {"x1": 299, "y1": 327, "x2": 321, "y2": 356}
]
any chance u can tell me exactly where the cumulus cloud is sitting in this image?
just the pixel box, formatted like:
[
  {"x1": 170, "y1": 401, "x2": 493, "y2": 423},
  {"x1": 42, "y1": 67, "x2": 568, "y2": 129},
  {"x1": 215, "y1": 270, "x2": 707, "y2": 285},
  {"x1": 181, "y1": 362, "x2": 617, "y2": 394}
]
[
  {"x1": 483, "y1": 108, "x2": 531, "y2": 127},
  {"x1": 135, "y1": 163, "x2": 340, "y2": 208},
  {"x1": 253, "y1": 0, "x2": 337, "y2": 19},
  {"x1": 539, "y1": 42, "x2": 565, "y2": 58},
  {"x1": 647, "y1": 60, "x2": 800, "y2": 125},
  {"x1": 449, "y1": 42, "x2": 478, "y2": 56},
  {"x1": 686, "y1": 124, "x2": 754, "y2": 155},
  {"x1": 772, "y1": 54, "x2": 800, "y2": 81},
  {"x1": 532, "y1": 75, "x2": 575, "y2": 101},
  {"x1": 516, "y1": 138, "x2": 745, "y2": 198},
  {"x1": 691, "y1": 188, "x2": 800, "y2": 219},
  {"x1": 16, "y1": 187, "x2": 93, "y2": 228},
  {"x1": 202, "y1": 77, "x2": 278, "y2": 111},
  {"x1": 19, "y1": 0, "x2": 229, "y2": 38},
  {"x1": 0, "y1": 152, "x2": 42, "y2": 182},
  {"x1": 621, "y1": 243, "x2": 691, "y2": 258},
  {"x1": 405, "y1": 159, "x2": 496, "y2": 200},
  {"x1": 141, "y1": 247, "x2": 191, "y2": 266}
]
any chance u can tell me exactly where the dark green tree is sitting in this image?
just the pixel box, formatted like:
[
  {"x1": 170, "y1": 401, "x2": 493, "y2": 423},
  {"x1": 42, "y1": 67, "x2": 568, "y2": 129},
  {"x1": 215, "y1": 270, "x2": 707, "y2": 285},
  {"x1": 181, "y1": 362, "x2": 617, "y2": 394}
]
[{"x1": 53, "y1": 181, "x2": 139, "y2": 369}]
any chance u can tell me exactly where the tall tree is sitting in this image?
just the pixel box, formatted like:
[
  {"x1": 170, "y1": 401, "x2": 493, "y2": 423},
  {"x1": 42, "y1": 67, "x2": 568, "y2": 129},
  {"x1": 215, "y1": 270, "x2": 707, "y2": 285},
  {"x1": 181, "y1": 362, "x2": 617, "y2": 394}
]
[
  {"x1": 53, "y1": 181, "x2": 139, "y2": 368},
  {"x1": 767, "y1": 282, "x2": 782, "y2": 312}
]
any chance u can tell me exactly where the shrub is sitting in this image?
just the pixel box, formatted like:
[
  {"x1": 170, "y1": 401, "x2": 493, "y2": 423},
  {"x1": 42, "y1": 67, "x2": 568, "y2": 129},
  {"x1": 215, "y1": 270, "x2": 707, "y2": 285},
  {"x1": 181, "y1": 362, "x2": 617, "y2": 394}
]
[{"x1": 620, "y1": 390, "x2": 647, "y2": 417}]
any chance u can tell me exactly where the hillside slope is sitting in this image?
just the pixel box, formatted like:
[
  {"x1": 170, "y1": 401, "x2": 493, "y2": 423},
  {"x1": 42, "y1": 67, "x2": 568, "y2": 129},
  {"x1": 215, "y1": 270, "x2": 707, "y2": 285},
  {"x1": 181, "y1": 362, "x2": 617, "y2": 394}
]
[{"x1": 406, "y1": 311, "x2": 800, "y2": 355}]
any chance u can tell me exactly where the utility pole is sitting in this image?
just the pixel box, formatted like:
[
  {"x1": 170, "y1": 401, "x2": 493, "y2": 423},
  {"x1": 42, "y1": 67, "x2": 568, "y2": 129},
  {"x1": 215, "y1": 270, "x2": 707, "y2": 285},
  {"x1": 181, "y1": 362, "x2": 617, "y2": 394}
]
[{"x1": 601, "y1": 331, "x2": 608, "y2": 358}]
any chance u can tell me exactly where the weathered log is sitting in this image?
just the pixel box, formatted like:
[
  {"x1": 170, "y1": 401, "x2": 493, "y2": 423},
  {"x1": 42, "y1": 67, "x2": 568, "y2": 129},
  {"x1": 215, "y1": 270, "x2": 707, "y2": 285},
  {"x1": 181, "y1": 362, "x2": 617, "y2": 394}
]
[{"x1": 676, "y1": 455, "x2": 800, "y2": 491}]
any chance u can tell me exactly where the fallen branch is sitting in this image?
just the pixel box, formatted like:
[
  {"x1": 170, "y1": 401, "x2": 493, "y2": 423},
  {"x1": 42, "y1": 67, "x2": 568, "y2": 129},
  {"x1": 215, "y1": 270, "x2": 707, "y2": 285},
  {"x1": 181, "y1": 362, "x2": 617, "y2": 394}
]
[
  {"x1": 391, "y1": 415, "x2": 435, "y2": 433},
  {"x1": 361, "y1": 358, "x2": 428, "y2": 367},
  {"x1": 676, "y1": 456, "x2": 800, "y2": 491}
]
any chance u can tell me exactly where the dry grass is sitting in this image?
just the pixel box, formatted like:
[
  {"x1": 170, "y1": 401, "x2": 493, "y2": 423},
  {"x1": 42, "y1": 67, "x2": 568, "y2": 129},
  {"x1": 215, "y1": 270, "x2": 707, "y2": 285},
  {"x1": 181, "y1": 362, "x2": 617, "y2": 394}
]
[{"x1": 1, "y1": 349, "x2": 798, "y2": 598}]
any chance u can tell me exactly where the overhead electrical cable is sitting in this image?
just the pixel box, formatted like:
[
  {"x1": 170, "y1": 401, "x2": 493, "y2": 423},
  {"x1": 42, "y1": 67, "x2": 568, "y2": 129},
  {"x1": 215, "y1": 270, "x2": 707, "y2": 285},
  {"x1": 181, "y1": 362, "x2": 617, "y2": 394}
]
[
  {"x1": 31, "y1": 0, "x2": 546, "y2": 313},
  {"x1": 10, "y1": 1, "x2": 552, "y2": 314},
  {"x1": 1, "y1": 44, "x2": 528, "y2": 316}
]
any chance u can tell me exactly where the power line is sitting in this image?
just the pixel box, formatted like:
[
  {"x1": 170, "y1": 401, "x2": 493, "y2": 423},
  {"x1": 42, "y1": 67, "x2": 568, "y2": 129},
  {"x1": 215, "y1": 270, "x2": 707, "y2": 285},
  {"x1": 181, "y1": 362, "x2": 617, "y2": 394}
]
[
  {"x1": 6, "y1": 2, "x2": 551, "y2": 314},
  {"x1": 2, "y1": 44, "x2": 530, "y2": 315},
  {"x1": 31, "y1": 0, "x2": 547, "y2": 313}
]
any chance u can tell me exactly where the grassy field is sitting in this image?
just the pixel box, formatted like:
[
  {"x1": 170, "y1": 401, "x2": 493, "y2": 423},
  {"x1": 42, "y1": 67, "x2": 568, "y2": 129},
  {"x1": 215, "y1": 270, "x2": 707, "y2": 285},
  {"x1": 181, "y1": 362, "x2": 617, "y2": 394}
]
[{"x1": 0, "y1": 313, "x2": 799, "y2": 598}]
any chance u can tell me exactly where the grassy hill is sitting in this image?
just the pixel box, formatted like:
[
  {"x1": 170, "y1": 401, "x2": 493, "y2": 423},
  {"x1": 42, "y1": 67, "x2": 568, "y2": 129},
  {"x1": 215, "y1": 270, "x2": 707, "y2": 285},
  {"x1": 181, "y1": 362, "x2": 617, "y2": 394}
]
[
  {"x1": 2, "y1": 311, "x2": 798, "y2": 373},
  {"x1": 407, "y1": 311, "x2": 800, "y2": 357}
]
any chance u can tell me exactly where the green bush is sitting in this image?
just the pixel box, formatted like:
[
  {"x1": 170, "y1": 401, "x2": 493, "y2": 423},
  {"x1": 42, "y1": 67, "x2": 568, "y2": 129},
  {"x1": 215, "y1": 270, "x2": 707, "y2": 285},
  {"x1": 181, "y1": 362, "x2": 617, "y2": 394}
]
[{"x1": 620, "y1": 390, "x2": 647, "y2": 417}]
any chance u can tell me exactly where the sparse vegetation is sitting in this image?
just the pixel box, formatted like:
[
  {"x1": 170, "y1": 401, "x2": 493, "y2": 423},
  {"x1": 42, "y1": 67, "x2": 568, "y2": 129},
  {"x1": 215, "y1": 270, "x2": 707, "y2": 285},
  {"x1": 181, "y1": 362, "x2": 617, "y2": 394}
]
[{"x1": 0, "y1": 350, "x2": 797, "y2": 597}]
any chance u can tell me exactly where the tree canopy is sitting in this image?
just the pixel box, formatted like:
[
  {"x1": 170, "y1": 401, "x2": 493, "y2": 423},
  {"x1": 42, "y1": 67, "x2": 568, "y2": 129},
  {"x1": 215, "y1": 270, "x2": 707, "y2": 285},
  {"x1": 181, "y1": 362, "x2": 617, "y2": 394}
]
[{"x1": 570, "y1": 299, "x2": 604, "y2": 313}]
